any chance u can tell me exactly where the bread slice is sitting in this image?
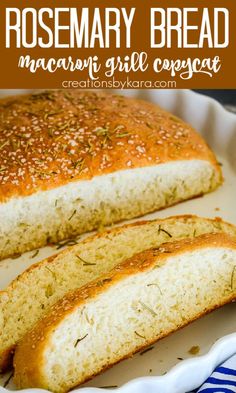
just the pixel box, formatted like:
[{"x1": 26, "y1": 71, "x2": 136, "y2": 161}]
[
  {"x1": 1, "y1": 215, "x2": 236, "y2": 372},
  {"x1": 0, "y1": 90, "x2": 222, "y2": 260},
  {"x1": 14, "y1": 232, "x2": 236, "y2": 392}
]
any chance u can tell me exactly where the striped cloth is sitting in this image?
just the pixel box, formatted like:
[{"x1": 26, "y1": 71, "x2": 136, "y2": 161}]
[{"x1": 195, "y1": 354, "x2": 236, "y2": 393}]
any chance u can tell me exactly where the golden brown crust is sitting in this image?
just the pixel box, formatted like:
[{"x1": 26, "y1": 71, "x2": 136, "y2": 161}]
[
  {"x1": 0, "y1": 90, "x2": 221, "y2": 202},
  {"x1": 14, "y1": 232, "x2": 236, "y2": 390}
]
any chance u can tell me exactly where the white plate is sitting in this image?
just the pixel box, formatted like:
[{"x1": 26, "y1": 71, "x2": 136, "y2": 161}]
[{"x1": 0, "y1": 89, "x2": 236, "y2": 393}]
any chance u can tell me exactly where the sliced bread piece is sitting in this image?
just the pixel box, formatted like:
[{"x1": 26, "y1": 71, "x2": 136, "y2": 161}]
[
  {"x1": 1, "y1": 215, "x2": 236, "y2": 371},
  {"x1": 14, "y1": 233, "x2": 236, "y2": 392},
  {"x1": 0, "y1": 90, "x2": 222, "y2": 260}
]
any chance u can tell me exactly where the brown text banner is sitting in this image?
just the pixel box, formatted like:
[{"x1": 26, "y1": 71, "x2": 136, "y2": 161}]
[{"x1": 0, "y1": 0, "x2": 235, "y2": 88}]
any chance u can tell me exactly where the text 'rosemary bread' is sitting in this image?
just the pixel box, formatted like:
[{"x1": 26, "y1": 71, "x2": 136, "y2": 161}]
[
  {"x1": 14, "y1": 233, "x2": 236, "y2": 392},
  {"x1": 0, "y1": 90, "x2": 222, "y2": 260},
  {"x1": 1, "y1": 215, "x2": 236, "y2": 371}
]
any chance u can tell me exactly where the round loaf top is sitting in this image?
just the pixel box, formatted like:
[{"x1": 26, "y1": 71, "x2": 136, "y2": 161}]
[{"x1": 0, "y1": 90, "x2": 220, "y2": 201}]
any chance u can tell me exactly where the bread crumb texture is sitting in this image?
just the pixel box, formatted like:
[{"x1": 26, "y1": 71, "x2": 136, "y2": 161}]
[{"x1": 13, "y1": 232, "x2": 236, "y2": 392}]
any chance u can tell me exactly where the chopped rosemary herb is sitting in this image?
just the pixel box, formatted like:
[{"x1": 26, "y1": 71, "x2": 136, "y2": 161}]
[
  {"x1": 58, "y1": 120, "x2": 74, "y2": 131},
  {"x1": 99, "y1": 386, "x2": 118, "y2": 389},
  {"x1": 231, "y1": 266, "x2": 236, "y2": 290},
  {"x1": 170, "y1": 116, "x2": 181, "y2": 123},
  {"x1": 0, "y1": 140, "x2": 9, "y2": 150},
  {"x1": 31, "y1": 249, "x2": 39, "y2": 258},
  {"x1": 139, "y1": 301, "x2": 157, "y2": 317},
  {"x1": 95, "y1": 126, "x2": 112, "y2": 146},
  {"x1": 74, "y1": 333, "x2": 88, "y2": 347},
  {"x1": 140, "y1": 346, "x2": 154, "y2": 356},
  {"x1": 3, "y1": 372, "x2": 13, "y2": 388},
  {"x1": 18, "y1": 133, "x2": 30, "y2": 139},
  {"x1": 115, "y1": 132, "x2": 130, "y2": 138},
  {"x1": 95, "y1": 126, "x2": 110, "y2": 136},
  {"x1": 64, "y1": 92, "x2": 74, "y2": 103},
  {"x1": 44, "y1": 111, "x2": 62, "y2": 120},
  {"x1": 10, "y1": 138, "x2": 20, "y2": 150},
  {"x1": 45, "y1": 266, "x2": 56, "y2": 279},
  {"x1": 177, "y1": 357, "x2": 184, "y2": 360},
  {"x1": 114, "y1": 124, "x2": 125, "y2": 131},
  {"x1": 87, "y1": 139, "x2": 94, "y2": 154},
  {"x1": 147, "y1": 283, "x2": 163, "y2": 295},
  {"x1": 47, "y1": 128, "x2": 54, "y2": 138},
  {"x1": 135, "y1": 331, "x2": 146, "y2": 339},
  {"x1": 55, "y1": 134, "x2": 65, "y2": 141},
  {"x1": 158, "y1": 226, "x2": 172, "y2": 238},
  {"x1": 68, "y1": 210, "x2": 77, "y2": 221},
  {"x1": 19, "y1": 222, "x2": 30, "y2": 227},
  {"x1": 146, "y1": 122, "x2": 153, "y2": 129},
  {"x1": 188, "y1": 345, "x2": 200, "y2": 355},
  {"x1": 71, "y1": 158, "x2": 85, "y2": 171},
  {"x1": 25, "y1": 140, "x2": 30, "y2": 151},
  {"x1": 31, "y1": 91, "x2": 55, "y2": 101},
  {"x1": 45, "y1": 284, "x2": 54, "y2": 298},
  {"x1": 55, "y1": 239, "x2": 78, "y2": 249},
  {"x1": 76, "y1": 255, "x2": 96, "y2": 266}
]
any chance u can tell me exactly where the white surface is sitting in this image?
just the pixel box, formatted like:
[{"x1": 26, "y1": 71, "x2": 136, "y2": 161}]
[{"x1": 0, "y1": 89, "x2": 236, "y2": 393}]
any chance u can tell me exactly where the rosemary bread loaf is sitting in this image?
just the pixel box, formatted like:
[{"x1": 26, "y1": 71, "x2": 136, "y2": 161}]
[
  {"x1": 1, "y1": 215, "x2": 236, "y2": 372},
  {"x1": 0, "y1": 90, "x2": 222, "y2": 260},
  {"x1": 14, "y1": 232, "x2": 236, "y2": 392}
]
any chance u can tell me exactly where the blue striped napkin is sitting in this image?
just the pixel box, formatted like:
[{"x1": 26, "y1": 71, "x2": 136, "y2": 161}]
[{"x1": 194, "y1": 354, "x2": 236, "y2": 393}]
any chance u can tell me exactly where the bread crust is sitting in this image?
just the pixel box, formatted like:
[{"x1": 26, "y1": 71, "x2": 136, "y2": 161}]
[
  {"x1": 13, "y1": 232, "x2": 236, "y2": 391},
  {"x1": 1, "y1": 215, "x2": 235, "y2": 373},
  {"x1": 0, "y1": 90, "x2": 222, "y2": 202}
]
